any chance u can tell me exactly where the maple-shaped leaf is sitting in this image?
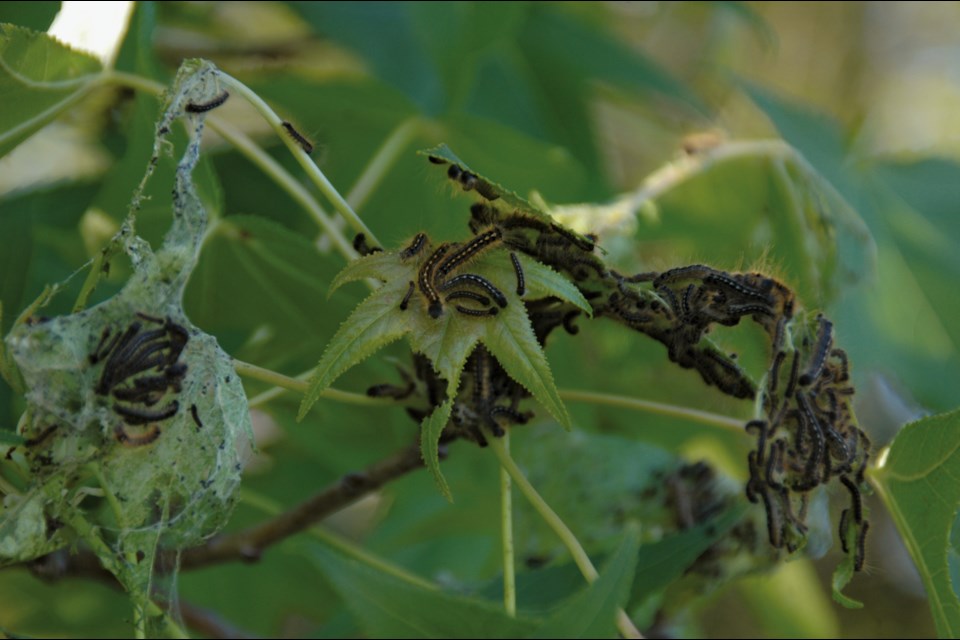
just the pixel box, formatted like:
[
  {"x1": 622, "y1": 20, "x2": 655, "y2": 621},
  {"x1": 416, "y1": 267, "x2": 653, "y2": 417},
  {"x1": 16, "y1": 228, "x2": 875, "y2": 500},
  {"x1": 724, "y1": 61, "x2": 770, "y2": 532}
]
[{"x1": 300, "y1": 240, "x2": 589, "y2": 499}]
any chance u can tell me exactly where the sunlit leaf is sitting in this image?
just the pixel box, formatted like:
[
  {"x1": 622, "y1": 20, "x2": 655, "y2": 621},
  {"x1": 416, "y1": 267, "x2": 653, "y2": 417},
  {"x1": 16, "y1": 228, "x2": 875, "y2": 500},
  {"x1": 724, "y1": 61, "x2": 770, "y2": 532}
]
[{"x1": 872, "y1": 408, "x2": 960, "y2": 637}]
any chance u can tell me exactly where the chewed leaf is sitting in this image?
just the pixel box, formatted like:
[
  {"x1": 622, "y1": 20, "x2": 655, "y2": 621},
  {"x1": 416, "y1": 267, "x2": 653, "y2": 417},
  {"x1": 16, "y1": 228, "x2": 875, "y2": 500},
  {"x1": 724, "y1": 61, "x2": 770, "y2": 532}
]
[
  {"x1": 421, "y1": 399, "x2": 455, "y2": 501},
  {"x1": 299, "y1": 284, "x2": 412, "y2": 419},
  {"x1": 304, "y1": 233, "x2": 573, "y2": 498},
  {"x1": 831, "y1": 550, "x2": 863, "y2": 609}
]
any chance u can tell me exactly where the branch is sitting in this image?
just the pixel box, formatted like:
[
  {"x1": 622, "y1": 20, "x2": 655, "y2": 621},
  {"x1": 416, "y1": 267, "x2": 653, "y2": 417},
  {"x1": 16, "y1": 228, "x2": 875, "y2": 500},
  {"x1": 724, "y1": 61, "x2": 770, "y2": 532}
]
[
  {"x1": 15, "y1": 444, "x2": 430, "y2": 586},
  {"x1": 179, "y1": 443, "x2": 427, "y2": 570}
]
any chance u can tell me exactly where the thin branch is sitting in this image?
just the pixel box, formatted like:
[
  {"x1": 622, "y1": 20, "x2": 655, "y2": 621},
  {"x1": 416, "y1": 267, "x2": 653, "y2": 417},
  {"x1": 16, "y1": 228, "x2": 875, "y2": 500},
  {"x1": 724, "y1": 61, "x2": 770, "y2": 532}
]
[
  {"x1": 179, "y1": 444, "x2": 426, "y2": 570},
  {"x1": 18, "y1": 444, "x2": 431, "y2": 598}
]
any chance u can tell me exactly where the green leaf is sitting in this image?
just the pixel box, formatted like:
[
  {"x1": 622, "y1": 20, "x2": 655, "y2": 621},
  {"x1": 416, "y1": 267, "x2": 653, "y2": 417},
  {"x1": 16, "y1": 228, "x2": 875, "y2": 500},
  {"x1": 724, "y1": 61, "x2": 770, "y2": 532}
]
[
  {"x1": 530, "y1": 527, "x2": 639, "y2": 638},
  {"x1": 872, "y1": 408, "x2": 960, "y2": 637},
  {"x1": 0, "y1": 3, "x2": 60, "y2": 32},
  {"x1": 517, "y1": 6, "x2": 706, "y2": 188},
  {"x1": 291, "y1": 2, "x2": 448, "y2": 114},
  {"x1": 630, "y1": 503, "x2": 746, "y2": 607},
  {"x1": 302, "y1": 241, "x2": 574, "y2": 497},
  {"x1": 0, "y1": 23, "x2": 103, "y2": 157},
  {"x1": 482, "y1": 299, "x2": 569, "y2": 428},
  {"x1": 329, "y1": 250, "x2": 398, "y2": 293},
  {"x1": 521, "y1": 7, "x2": 706, "y2": 114},
  {"x1": 484, "y1": 252, "x2": 592, "y2": 317},
  {"x1": 309, "y1": 541, "x2": 541, "y2": 639},
  {"x1": 185, "y1": 215, "x2": 354, "y2": 361},
  {"x1": 0, "y1": 181, "x2": 100, "y2": 334}
]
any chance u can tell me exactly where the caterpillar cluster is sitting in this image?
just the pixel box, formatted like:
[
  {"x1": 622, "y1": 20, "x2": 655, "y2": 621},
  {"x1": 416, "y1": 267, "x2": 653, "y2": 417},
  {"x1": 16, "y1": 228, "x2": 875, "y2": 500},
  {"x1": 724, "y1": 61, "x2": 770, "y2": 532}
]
[
  {"x1": 387, "y1": 228, "x2": 524, "y2": 319},
  {"x1": 748, "y1": 315, "x2": 870, "y2": 567},
  {"x1": 89, "y1": 313, "x2": 189, "y2": 446},
  {"x1": 370, "y1": 154, "x2": 873, "y2": 570}
]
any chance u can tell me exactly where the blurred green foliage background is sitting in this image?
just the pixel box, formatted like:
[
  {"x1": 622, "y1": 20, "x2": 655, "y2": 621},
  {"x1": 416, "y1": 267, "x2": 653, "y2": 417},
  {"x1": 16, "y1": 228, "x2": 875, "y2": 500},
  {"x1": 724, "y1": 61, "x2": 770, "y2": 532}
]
[{"x1": 1, "y1": 2, "x2": 958, "y2": 637}]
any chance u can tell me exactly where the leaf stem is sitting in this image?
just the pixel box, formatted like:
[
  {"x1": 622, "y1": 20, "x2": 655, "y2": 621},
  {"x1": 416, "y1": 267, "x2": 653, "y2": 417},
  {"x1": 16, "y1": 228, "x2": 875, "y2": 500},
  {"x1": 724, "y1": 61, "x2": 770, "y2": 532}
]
[
  {"x1": 204, "y1": 118, "x2": 357, "y2": 261},
  {"x1": 558, "y1": 388, "x2": 745, "y2": 434},
  {"x1": 482, "y1": 427, "x2": 642, "y2": 638},
  {"x1": 217, "y1": 72, "x2": 380, "y2": 247},
  {"x1": 499, "y1": 431, "x2": 517, "y2": 617},
  {"x1": 232, "y1": 359, "x2": 386, "y2": 407}
]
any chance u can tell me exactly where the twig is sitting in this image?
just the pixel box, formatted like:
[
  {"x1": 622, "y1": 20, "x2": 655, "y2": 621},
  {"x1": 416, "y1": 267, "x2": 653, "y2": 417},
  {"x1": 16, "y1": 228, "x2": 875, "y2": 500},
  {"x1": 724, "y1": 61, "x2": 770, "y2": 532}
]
[{"x1": 218, "y1": 72, "x2": 380, "y2": 248}]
